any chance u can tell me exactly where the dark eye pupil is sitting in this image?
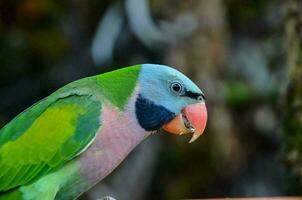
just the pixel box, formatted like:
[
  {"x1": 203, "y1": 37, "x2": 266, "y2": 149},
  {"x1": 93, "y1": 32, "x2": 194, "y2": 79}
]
[
  {"x1": 198, "y1": 94, "x2": 205, "y2": 101},
  {"x1": 172, "y1": 84, "x2": 181, "y2": 92}
]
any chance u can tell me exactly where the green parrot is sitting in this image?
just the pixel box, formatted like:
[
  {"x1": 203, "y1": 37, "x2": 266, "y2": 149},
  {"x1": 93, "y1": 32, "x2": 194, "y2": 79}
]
[{"x1": 0, "y1": 64, "x2": 207, "y2": 200}]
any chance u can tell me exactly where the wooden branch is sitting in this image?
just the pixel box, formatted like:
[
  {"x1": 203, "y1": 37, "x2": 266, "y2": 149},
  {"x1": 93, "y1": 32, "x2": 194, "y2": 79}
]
[{"x1": 200, "y1": 198, "x2": 302, "y2": 200}]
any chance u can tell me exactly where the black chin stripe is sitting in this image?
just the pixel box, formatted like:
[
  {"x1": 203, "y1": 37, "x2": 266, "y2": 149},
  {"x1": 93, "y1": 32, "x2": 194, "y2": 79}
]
[{"x1": 135, "y1": 95, "x2": 175, "y2": 131}]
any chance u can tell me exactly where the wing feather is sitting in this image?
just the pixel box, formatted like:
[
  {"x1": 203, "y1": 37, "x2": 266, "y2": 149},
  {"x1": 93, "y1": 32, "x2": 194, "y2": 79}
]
[{"x1": 0, "y1": 93, "x2": 102, "y2": 191}]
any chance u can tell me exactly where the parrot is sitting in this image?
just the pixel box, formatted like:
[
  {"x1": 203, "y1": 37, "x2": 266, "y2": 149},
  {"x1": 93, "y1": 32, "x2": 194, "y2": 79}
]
[{"x1": 0, "y1": 64, "x2": 207, "y2": 200}]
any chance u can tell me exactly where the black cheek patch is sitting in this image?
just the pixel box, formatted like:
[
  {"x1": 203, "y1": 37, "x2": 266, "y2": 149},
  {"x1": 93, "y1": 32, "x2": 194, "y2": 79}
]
[{"x1": 135, "y1": 95, "x2": 176, "y2": 131}]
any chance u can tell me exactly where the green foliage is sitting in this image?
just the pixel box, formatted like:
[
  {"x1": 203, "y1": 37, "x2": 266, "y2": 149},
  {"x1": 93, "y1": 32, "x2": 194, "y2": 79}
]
[{"x1": 225, "y1": 81, "x2": 253, "y2": 106}]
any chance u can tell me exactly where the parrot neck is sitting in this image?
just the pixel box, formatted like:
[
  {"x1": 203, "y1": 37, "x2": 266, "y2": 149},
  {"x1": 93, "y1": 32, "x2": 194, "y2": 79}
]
[
  {"x1": 77, "y1": 87, "x2": 151, "y2": 194},
  {"x1": 94, "y1": 65, "x2": 141, "y2": 110}
]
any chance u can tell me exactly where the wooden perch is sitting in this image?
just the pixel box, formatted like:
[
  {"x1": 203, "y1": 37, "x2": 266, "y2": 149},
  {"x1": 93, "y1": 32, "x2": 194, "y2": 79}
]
[{"x1": 199, "y1": 197, "x2": 302, "y2": 200}]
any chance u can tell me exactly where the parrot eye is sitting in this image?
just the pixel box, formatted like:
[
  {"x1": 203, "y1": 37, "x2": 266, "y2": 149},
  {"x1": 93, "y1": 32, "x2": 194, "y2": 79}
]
[
  {"x1": 197, "y1": 94, "x2": 205, "y2": 102},
  {"x1": 170, "y1": 82, "x2": 183, "y2": 94}
]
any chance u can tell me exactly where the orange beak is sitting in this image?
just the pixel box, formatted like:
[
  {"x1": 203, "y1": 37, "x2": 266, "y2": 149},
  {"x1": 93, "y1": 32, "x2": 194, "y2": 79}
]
[{"x1": 162, "y1": 103, "x2": 207, "y2": 143}]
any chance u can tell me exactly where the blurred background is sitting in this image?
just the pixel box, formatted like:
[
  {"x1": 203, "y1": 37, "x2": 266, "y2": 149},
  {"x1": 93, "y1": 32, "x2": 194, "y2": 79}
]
[{"x1": 1, "y1": 0, "x2": 302, "y2": 199}]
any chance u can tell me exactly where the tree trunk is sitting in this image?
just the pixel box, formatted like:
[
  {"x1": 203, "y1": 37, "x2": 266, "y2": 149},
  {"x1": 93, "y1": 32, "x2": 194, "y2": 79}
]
[{"x1": 283, "y1": 0, "x2": 302, "y2": 194}]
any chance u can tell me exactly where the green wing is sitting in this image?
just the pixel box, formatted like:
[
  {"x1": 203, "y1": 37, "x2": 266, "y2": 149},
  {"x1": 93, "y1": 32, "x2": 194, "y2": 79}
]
[{"x1": 0, "y1": 91, "x2": 102, "y2": 191}]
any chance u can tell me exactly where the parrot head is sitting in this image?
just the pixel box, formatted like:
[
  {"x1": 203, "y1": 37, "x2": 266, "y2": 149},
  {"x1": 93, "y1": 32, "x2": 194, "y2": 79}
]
[{"x1": 135, "y1": 64, "x2": 207, "y2": 143}]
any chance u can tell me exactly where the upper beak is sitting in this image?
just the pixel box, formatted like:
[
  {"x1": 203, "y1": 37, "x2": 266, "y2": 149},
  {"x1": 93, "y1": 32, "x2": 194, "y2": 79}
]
[{"x1": 162, "y1": 103, "x2": 207, "y2": 143}]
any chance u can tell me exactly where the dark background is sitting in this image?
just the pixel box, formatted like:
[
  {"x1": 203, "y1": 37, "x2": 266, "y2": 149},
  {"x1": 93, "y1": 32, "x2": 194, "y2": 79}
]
[{"x1": 0, "y1": 0, "x2": 301, "y2": 199}]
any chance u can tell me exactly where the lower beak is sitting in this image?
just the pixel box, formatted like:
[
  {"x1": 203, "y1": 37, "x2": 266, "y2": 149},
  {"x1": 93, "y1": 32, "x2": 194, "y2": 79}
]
[{"x1": 162, "y1": 103, "x2": 207, "y2": 143}]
